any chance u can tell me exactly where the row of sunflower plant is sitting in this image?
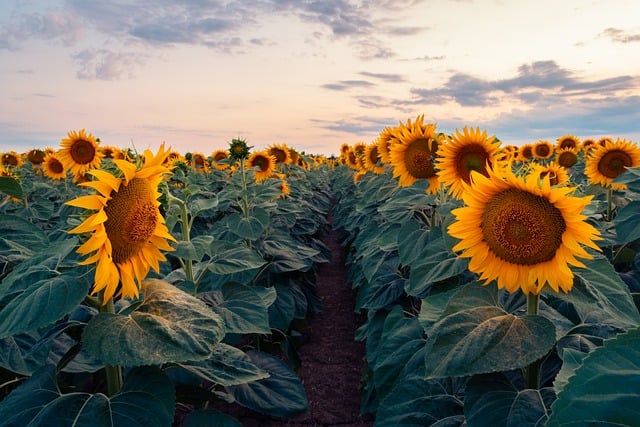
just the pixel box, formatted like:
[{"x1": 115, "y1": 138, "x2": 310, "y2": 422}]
[
  {"x1": 333, "y1": 115, "x2": 640, "y2": 426},
  {"x1": 0, "y1": 131, "x2": 334, "y2": 426}
]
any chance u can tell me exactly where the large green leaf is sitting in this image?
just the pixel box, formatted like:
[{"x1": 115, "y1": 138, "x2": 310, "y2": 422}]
[
  {"x1": 226, "y1": 208, "x2": 269, "y2": 240},
  {"x1": 465, "y1": 373, "x2": 554, "y2": 427},
  {"x1": 207, "y1": 240, "x2": 266, "y2": 275},
  {"x1": 83, "y1": 279, "x2": 225, "y2": 366},
  {"x1": 268, "y1": 283, "x2": 295, "y2": 331},
  {"x1": 0, "y1": 274, "x2": 91, "y2": 339},
  {"x1": 226, "y1": 350, "x2": 308, "y2": 418},
  {"x1": 210, "y1": 283, "x2": 274, "y2": 334},
  {"x1": 0, "y1": 214, "x2": 49, "y2": 262},
  {"x1": 568, "y1": 255, "x2": 640, "y2": 329},
  {"x1": 173, "y1": 235, "x2": 214, "y2": 262},
  {"x1": 424, "y1": 307, "x2": 556, "y2": 379},
  {"x1": 548, "y1": 327, "x2": 640, "y2": 426},
  {"x1": 178, "y1": 343, "x2": 269, "y2": 386},
  {"x1": 614, "y1": 200, "x2": 640, "y2": 244},
  {"x1": 0, "y1": 176, "x2": 23, "y2": 198},
  {"x1": 0, "y1": 365, "x2": 175, "y2": 427}
]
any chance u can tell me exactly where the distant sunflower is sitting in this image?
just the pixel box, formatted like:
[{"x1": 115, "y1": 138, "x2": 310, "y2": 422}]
[
  {"x1": 345, "y1": 149, "x2": 358, "y2": 169},
  {"x1": 531, "y1": 162, "x2": 569, "y2": 186},
  {"x1": 42, "y1": 153, "x2": 67, "y2": 180},
  {"x1": 436, "y1": 126, "x2": 501, "y2": 199},
  {"x1": 585, "y1": 138, "x2": 640, "y2": 189},
  {"x1": 26, "y1": 149, "x2": 46, "y2": 166},
  {"x1": 448, "y1": 167, "x2": 602, "y2": 294},
  {"x1": 556, "y1": 134, "x2": 580, "y2": 151},
  {"x1": 58, "y1": 129, "x2": 102, "y2": 176},
  {"x1": 497, "y1": 145, "x2": 518, "y2": 163},
  {"x1": 246, "y1": 151, "x2": 276, "y2": 182},
  {"x1": 267, "y1": 144, "x2": 291, "y2": 164},
  {"x1": 211, "y1": 149, "x2": 230, "y2": 170},
  {"x1": 1, "y1": 151, "x2": 23, "y2": 168},
  {"x1": 377, "y1": 126, "x2": 398, "y2": 164},
  {"x1": 555, "y1": 147, "x2": 579, "y2": 169},
  {"x1": 288, "y1": 148, "x2": 300, "y2": 166},
  {"x1": 532, "y1": 140, "x2": 554, "y2": 160},
  {"x1": 229, "y1": 138, "x2": 251, "y2": 161},
  {"x1": 581, "y1": 138, "x2": 597, "y2": 153},
  {"x1": 66, "y1": 144, "x2": 176, "y2": 304},
  {"x1": 388, "y1": 115, "x2": 439, "y2": 189},
  {"x1": 516, "y1": 144, "x2": 534, "y2": 163},
  {"x1": 597, "y1": 137, "x2": 614, "y2": 148},
  {"x1": 190, "y1": 152, "x2": 208, "y2": 171},
  {"x1": 363, "y1": 143, "x2": 384, "y2": 174}
]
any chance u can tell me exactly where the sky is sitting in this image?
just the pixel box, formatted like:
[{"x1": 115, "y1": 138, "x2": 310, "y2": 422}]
[{"x1": 1, "y1": 0, "x2": 639, "y2": 157}]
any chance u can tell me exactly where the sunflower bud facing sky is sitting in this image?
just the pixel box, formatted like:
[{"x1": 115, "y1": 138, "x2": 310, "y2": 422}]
[{"x1": 448, "y1": 166, "x2": 602, "y2": 295}]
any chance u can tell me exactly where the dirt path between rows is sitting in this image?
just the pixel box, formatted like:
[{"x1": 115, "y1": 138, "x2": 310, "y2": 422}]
[{"x1": 237, "y1": 213, "x2": 374, "y2": 427}]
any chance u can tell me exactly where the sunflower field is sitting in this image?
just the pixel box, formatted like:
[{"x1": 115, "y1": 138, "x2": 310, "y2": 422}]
[{"x1": 1, "y1": 117, "x2": 640, "y2": 426}]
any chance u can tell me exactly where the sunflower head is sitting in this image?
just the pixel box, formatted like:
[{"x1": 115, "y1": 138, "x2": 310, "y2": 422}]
[
  {"x1": 530, "y1": 162, "x2": 569, "y2": 186},
  {"x1": 532, "y1": 140, "x2": 554, "y2": 160},
  {"x1": 246, "y1": 151, "x2": 276, "y2": 182},
  {"x1": 376, "y1": 126, "x2": 398, "y2": 164},
  {"x1": 66, "y1": 144, "x2": 176, "y2": 304},
  {"x1": 228, "y1": 138, "x2": 251, "y2": 161},
  {"x1": 363, "y1": 143, "x2": 384, "y2": 174},
  {"x1": 556, "y1": 134, "x2": 580, "y2": 151},
  {"x1": 388, "y1": 115, "x2": 439, "y2": 188},
  {"x1": 26, "y1": 149, "x2": 46, "y2": 165},
  {"x1": 58, "y1": 129, "x2": 102, "y2": 176},
  {"x1": 267, "y1": 144, "x2": 291, "y2": 164},
  {"x1": 581, "y1": 138, "x2": 597, "y2": 153},
  {"x1": 585, "y1": 138, "x2": 640, "y2": 189},
  {"x1": 436, "y1": 126, "x2": 501, "y2": 199},
  {"x1": 1, "y1": 151, "x2": 23, "y2": 168},
  {"x1": 555, "y1": 147, "x2": 579, "y2": 169},
  {"x1": 42, "y1": 153, "x2": 67, "y2": 180},
  {"x1": 448, "y1": 167, "x2": 602, "y2": 294},
  {"x1": 516, "y1": 144, "x2": 534, "y2": 163}
]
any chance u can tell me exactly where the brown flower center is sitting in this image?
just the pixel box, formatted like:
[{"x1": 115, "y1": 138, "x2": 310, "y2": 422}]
[
  {"x1": 405, "y1": 138, "x2": 436, "y2": 179},
  {"x1": 49, "y1": 158, "x2": 64, "y2": 174},
  {"x1": 557, "y1": 151, "x2": 578, "y2": 168},
  {"x1": 598, "y1": 149, "x2": 632, "y2": 179},
  {"x1": 104, "y1": 178, "x2": 157, "y2": 264},
  {"x1": 251, "y1": 155, "x2": 270, "y2": 171},
  {"x1": 481, "y1": 188, "x2": 566, "y2": 265},
  {"x1": 534, "y1": 144, "x2": 551, "y2": 158},
  {"x1": 269, "y1": 148, "x2": 287, "y2": 163},
  {"x1": 456, "y1": 144, "x2": 490, "y2": 183},
  {"x1": 70, "y1": 139, "x2": 96, "y2": 165},
  {"x1": 2, "y1": 154, "x2": 19, "y2": 166}
]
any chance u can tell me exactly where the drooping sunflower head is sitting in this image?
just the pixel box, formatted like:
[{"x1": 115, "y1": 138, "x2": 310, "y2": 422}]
[
  {"x1": 555, "y1": 147, "x2": 579, "y2": 169},
  {"x1": 340, "y1": 143, "x2": 350, "y2": 156},
  {"x1": 58, "y1": 129, "x2": 102, "y2": 176},
  {"x1": 42, "y1": 153, "x2": 67, "y2": 180},
  {"x1": 26, "y1": 149, "x2": 46, "y2": 165},
  {"x1": 436, "y1": 126, "x2": 502, "y2": 199},
  {"x1": 228, "y1": 138, "x2": 251, "y2": 161},
  {"x1": 448, "y1": 167, "x2": 602, "y2": 294},
  {"x1": 66, "y1": 144, "x2": 176, "y2": 304},
  {"x1": 532, "y1": 140, "x2": 554, "y2": 160},
  {"x1": 267, "y1": 144, "x2": 291, "y2": 164},
  {"x1": 585, "y1": 138, "x2": 640, "y2": 189},
  {"x1": 246, "y1": 150, "x2": 276, "y2": 182},
  {"x1": 556, "y1": 134, "x2": 580, "y2": 151},
  {"x1": 1, "y1": 151, "x2": 23, "y2": 168},
  {"x1": 388, "y1": 115, "x2": 439, "y2": 188}
]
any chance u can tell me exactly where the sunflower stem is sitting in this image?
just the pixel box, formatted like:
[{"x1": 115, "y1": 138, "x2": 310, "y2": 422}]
[
  {"x1": 99, "y1": 296, "x2": 123, "y2": 396},
  {"x1": 179, "y1": 201, "x2": 195, "y2": 289},
  {"x1": 524, "y1": 292, "x2": 540, "y2": 389},
  {"x1": 606, "y1": 187, "x2": 613, "y2": 221}
]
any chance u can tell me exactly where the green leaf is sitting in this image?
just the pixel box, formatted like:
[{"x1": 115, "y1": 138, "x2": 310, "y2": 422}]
[
  {"x1": 184, "y1": 409, "x2": 242, "y2": 427},
  {"x1": 211, "y1": 283, "x2": 273, "y2": 334},
  {"x1": 207, "y1": 240, "x2": 266, "y2": 275},
  {"x1": 0, "y1": 365, "x2": 175, "y2": 427},
  {"x1": 226, "y1": 350, "x2": 308, "y2": 418},
  {"x1": 614, "y1": 200, "x2": 640, "y2": 244},
  {"x1": 226, "y1": 208, "x2": 269, "y2": 240},
  {"x1": 189, "y1": 194, "x2": 219, "y2": 218},
  {"x1": 424, "y1": 307, "x2": 556, "y2": 379},
  {"x1": 0, "y1": 176, "x2": 23, "y2": 198},
  {"x1": 552, "y1": 347, "x2": 588, "y2": 395},
  {"x1": 268, "y1": 283, "x2": 295, "y2": 331},
  {"x1": 178, "y1": 343, "x2": 269, "y2": 386},
  {"x1": 173, "y1": 235, "x2": 214, "y2": 262},
  {"x1": 569, "y1": 255, "x2": 640, "y2": 329},
  {"x1": 548, "y1": 327, "x2": 640, "y2": 426},
  {"x1": 0, "y1": 214, "x2": 49, "y2": 261},
  {"x1": 83, "y1": 279, "x2": 225, "y2": 366},
  {"x1": 465, "y1": 373, "x2": 554, "y2": 427},
  {"x1": 0, "y1": 274, "x2": 91, "y2": 339}
]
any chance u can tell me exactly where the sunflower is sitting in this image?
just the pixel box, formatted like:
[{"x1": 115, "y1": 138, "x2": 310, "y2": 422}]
[
  {"x1": 585, "y1": 138, "x2": 640, "y2": 189},
  {"x1": 345, "y1": 148, "x2": 358, "y2": 169},
  {"x1": 516, "y1": 144, "x2": 534, "y2": 163},
  {"x1": 267, "y1": 144, "x2": 291, "y2": 164},
  {"x1": 376, "y1": 126, "x2": 398, "y2": 164},
  {"x1": 363, "y1": 143, "x2": 384, "y2": 174},
  {"x1": 555, "y1": 147, "x2": 579, "y2": 169},
  {"x1": 211, "y1": 149, "x2": 230, "y2": 170},
  {"x1": 66, "y1": 144, "x2": 176, "y2": 304},
  {"x1": 42, "y1": 152, "x2": 68, "y2": 180},
  {"x1": 436, "y1": 126, "x2": 501, "y2": 199},
  {"x1": 388, "y1": 115, "x2": 439, "y2": 189},
  {"x1": 353, "y1": 169, "x2": 368, "y2": 183},
  {"x1": 190, "y1": 152, "x2": 208, "y2": 171},
  {"x1": 1, "y1": 151, "x2": 23, "y2": 168},
  {"x1": 26, "y1": 149, "x2": 46, "y2": 165},
  {"x1": 532, "y1": 140, "x2": 554, "y2": 160},
  {"x1": 581, "y1": 138, "x2": 597, "y2": 153},
  {"x1": 530, "y1": 162, "x2": 569, "y2": 186},
  {"x1": 497, "y1": 145, "x2": 518, "y2": 163},
  {"x1": 448, "y1": 167, "x2": 602, "y2": 294},
  {"x1": 246, "y1": 150, "x2": 276, "y2": 182},
  {"x1": 556, "y1": 134, "x2": 580, "y2": 151},
  {"x1": 229, "y1": 138, "x2": 251, "y2": 161},
  {"x1": 58, "y1": 129, "x2": 102, "y2": 176}
]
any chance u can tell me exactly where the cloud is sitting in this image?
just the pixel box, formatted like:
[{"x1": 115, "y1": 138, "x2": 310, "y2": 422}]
[
  {"x1": 0, "y1": 10, "x2": 83, "y2": 50},
  {"x1": 359, "y1": 71, "x2": 406, "y2": 82},
  {"x1": 600, "y1": 27, "x2": 640, "y2": 43},
  {"x1": 321, "y1": 80, "x2": 376, "y2": 90},
  {"x1": 73, "y1": 49, "x2": 147, "y2": 80},
  {"x1": 310, "y1": 114, "x2": 395, "y2": 137}
]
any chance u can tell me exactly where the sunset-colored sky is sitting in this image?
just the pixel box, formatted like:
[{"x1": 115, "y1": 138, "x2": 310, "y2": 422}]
[{"x1": 1, "y1": 0, "x2": 639, "y2": 156}]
